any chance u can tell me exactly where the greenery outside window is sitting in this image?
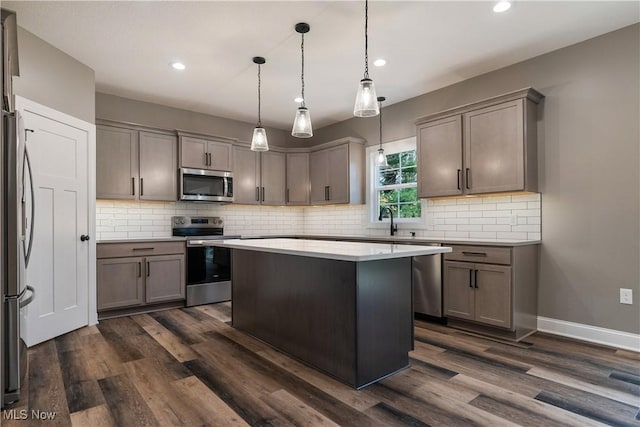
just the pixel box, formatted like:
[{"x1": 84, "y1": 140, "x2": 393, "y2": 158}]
[{"x1": 376, "y1": 149, "x2": 421, "y2": 221}]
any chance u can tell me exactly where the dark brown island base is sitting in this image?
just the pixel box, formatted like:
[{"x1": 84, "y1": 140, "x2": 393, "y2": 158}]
[{"x1": 206, "y1": 238, "x2": 451, "y2": 389}]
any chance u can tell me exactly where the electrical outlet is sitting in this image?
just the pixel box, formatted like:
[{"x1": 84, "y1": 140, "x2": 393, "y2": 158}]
[{"x1": 620, "y1": 288, "x2": 633, "y2": 305}]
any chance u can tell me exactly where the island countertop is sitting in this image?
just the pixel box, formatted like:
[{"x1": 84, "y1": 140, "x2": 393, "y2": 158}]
[{"x1": 198, "y1": 238, "x2": 451, "y2": 262}]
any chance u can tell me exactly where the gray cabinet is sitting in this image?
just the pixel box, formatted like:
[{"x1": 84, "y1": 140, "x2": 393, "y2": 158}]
[
  {"x1": 97, "y1": 241, "x2": 186, "y2": 318},
  {"x1": 139, "y1": 132, "x2": 178, "y2": 201},
  {"x1": 232, "y1": 146, "x2": 285, "y2": 205},
  {"x1": 443, "y1": 244, "x2": 538, "y2": 341},
  {"x1": 96, "y1": 124, "x2": 177, "y2": 201},
  {"x1": 96, "y1": 126, "x2": 138, "y2": 200},
  {"x1": 145, "y1": 254, "x2": 186, "y2": 304},
  {"x1": 415, "y1": 88, "x2": 542, "y2": 198},
  {"x1": 417, "y1": 116, "x2": 463, "y2": 198},
  {"x1": 97, "y1": 257, "x2": 144, "y2": 310},
  {"x1": 309, "y1": 139, "x2": 365, "y2": 205},
  {"x1": 286, "y1": 153, "x2": 310, "y2": 205},
  {"x1": 180, "y1": 135, "x2": 232, "y2": 171}
]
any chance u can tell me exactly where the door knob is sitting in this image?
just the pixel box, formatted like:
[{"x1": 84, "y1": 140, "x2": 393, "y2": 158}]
[{"x1": 80, "y1": 235, "x2": 90, "y2": 242}]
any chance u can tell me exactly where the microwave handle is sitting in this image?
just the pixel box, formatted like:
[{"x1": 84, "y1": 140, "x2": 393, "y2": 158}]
[{"x1": 224, "y1": 177, "x2": 229, "y2": 198}]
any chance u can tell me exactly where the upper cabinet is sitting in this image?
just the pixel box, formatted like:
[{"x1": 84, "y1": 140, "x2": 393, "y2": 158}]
[
  {"x1": 416, "y1": 88, "x2": 542, "y2": 198},
  {"x1": 309, "y1": 139, "x2": 365, "y2": 205},
  {"x1": 285, "y1": 153, "x2": 310, "y2": 205},
  {"x1": 97, "y1": 123, "x2": 177, "y2": 201},
  {"x1": 233, "y1": 146, "x2": 286, "y2": 206},
  {"x1": 180, "y1": 135, "x2": 233, "y2": 172}
]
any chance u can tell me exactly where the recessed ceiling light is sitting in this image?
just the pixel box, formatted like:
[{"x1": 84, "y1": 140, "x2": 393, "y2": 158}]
[
  {"x1": 171, "y1": 62, "x2": 186, "y2": 70},
  {"x1": 294, "y1": 97, "x2": 304, "y2": 103},
  {"x1": 493, "y1": 1, "x2": 511, "y2": 13},
  {"x1": 374, "y1": 59, "x2": 386, "y2": 67}
]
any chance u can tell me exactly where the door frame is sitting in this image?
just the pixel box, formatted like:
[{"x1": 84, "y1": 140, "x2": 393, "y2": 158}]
[{"x1": 15, "y1": 96, "x2": 98, "y2": 329}]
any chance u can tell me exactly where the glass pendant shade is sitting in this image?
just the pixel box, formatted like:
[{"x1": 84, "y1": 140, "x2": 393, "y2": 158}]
[
  {"x1": 292, "y1": 106, "x2": 313, "y2": 138},
  {"x1": 251, "y1": 126, "x2": 269, "y2": 151},
  {"x1": 376, "y1": 148, "x2": 388, "y2": 167},
  {"x1": 354, "y1": 78, "x2": 379, "y2": 117}
]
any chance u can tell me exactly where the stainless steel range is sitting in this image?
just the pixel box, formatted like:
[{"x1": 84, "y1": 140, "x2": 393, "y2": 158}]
[{"x1": 172, "y1": 216, "x2": 238, "y2": 307}]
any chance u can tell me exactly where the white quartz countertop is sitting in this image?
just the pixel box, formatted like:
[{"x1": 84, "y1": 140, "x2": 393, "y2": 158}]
[{"x1": 198, "y1": 238, "x2": 452, "y2": 262}]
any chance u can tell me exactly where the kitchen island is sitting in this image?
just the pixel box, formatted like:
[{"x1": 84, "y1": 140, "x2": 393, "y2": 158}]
[{"x1": 205, "y1": 238, "x2": 451, "y2": 389}]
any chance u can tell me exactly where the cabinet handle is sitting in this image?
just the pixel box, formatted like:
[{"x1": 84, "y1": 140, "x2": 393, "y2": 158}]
[
  {"x1": 328, "y1": 186, "x2": 331, "y2": 201},
  {"x1": 469, "y1": 269, "x2": 473, "y2": 288},
  {"x1": 286, "y1": 189, "x2": 290, "y2": 204},
  {"x1": 466, "y1": 168, "x2": 471, "y2": 189},
  {"x1": 140, "y1": 178, "x2": 144, "y2": 196},
  {"x1": 147, "y1": 261, "x2": 150, "y2": 277},
  {"x1": 261, "y1": 187, "x2": 265, "y2": 202},
  {"x1": 208, "y1": 153, "x2": 212, "y2": 166},
  {"x1": 462, "y1": 251, "x2": 487, "y2": 257},
  {"x1": 132, "y1": 247, "x2": 155, "y2": 251},
  {"x1": 131, "y1": 177, "x2": 135, "y2": 196},
  {"x1": 204, "y1": 152, "x2": 208, "y2": 166},
  {"x1": 475, "y1": 269, "x2": 479, "y2": 288},
  {"x1": 255, "y1": 187, "x2": 260, "y2": 202},
  {"x1": 457, "y1": 169, "x2": 461, "y2": 190},
  {"x1": 138, "y1": 262, "x2": 142, "y2": 278}
]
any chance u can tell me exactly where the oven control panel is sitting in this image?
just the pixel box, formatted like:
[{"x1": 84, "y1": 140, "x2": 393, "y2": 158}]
[{"x1": 172, "y1": 216, "x2": 223, "y2": 228}]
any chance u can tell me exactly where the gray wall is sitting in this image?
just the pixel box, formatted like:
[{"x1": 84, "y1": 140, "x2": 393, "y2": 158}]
[
  {"x1": 96, "y1": 93, "x2": 299, "y2": 148},
  {"x1": 312, "y1": 24, "x2": 640, "y2": 334},
  {"x1": 14, "y1": 27, "x2": 95, "y2": 123}
]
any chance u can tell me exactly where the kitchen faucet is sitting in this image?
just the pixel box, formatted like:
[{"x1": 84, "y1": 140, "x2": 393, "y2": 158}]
[{"x1": 378, "y1": 206, "x2": 398, "y2": 236}]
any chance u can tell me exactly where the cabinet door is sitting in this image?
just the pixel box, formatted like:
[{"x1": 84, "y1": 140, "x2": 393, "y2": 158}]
[
  {"x1": 309, "y1": 149, "x2": 328, "y2": 204},
  {"x1": 475, "y1": 264, "x2": 512, "y2": 329},
  {"x1": 286, "y1": 153, "x2": 310, "y2": 205},
  {"x1": 327, "y1": 145, "x2": 350, "y2": 203},
  {"x1": 233, "y1": 146, "x2": 260, "y2": 204},
  {"x1": 207, "y1": 141, "x2": 233, "y2": 171},
  {"x1": 97, "y1": 257, "x2": 144, "y2": 310},
  {"x1": 145, "y1": 254, "x2": 185, "y2": 304},
  {"x1": 464, "y1": 100, "x2": 524, "y2": 194},
  {"x1": 443, "y1": 261, "x2": 475, "y2": 321},
  {"x1": 261, "y1": 151, "x2": 286, "y2": 205},
  {"x1": 96, "y1": 125, "x2": 138, "y2": 199},
  {"x1": 417, "y1": 116, "x2": 463, "y2": 197},
  {"x1": 139, "y1": 132, "x2": 177, "y2": 201},
  {"x1": 180, "y1": 136, "x2": 208, "y2": 169}
]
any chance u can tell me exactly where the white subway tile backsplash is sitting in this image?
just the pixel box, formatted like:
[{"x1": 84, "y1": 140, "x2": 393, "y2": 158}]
[{"x1": 96, "y1": 192, "x2": 541, "y2": 242}]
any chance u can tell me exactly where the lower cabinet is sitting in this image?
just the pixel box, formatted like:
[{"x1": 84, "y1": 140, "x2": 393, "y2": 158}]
[
  {"x1": 97, "y1": 241, "x2": 186, "y2": 317},
  {"x1": 443, "y1": 244, "x2": 538, "y2": 341},
  {"x1": 444, "y1": 261, "x2": 511, "y2": 329}
]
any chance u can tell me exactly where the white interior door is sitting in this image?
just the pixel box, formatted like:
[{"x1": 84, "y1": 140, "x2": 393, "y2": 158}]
[{"x1": 18, "y1": 98, "x2": 95, "y2": 346}]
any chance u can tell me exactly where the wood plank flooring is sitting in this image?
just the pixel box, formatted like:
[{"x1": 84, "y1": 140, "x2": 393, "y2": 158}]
[{"x1": 3, "y1": 303, "x2": 639, "y2": 426}]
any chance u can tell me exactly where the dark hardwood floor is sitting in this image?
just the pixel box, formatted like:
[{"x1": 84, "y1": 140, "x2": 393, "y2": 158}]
[{"x1": 3, "y1": 303, "x2": 639, "y2": 426}]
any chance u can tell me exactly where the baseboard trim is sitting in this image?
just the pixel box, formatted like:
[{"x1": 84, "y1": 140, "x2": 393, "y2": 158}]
[{"x1": 537, "y1": 316, "x2": 640, "y2": 352}]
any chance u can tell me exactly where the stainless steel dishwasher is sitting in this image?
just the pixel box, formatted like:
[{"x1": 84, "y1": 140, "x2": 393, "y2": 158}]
[{"x1": 412, "y1": 243, "x2": 443, "y2": 318}]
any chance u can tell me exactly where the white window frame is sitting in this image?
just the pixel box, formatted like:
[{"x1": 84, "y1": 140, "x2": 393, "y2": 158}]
[{"x1": 366, "y1": 136, "x2": 426, "y2": 228}]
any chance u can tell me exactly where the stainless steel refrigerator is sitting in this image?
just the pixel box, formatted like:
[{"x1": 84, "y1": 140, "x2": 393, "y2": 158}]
[{"x1": 2, "y1": 8, "x2": 35, "y2": 408}]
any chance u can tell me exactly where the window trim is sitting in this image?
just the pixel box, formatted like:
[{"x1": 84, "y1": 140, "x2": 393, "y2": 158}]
[{"x1": 366, "y1": 137, "x2": 426, "y2": 228}]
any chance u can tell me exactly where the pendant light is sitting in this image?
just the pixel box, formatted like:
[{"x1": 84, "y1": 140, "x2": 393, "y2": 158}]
[
  {"x1": 250, "y1": 56, "x2": 269, "y2": 151},
  {"x1": 353, "y1": 0, "x2": 379, "y2": 117},
  {"x1": 292, "y1": 23, "x2": 313, "y2": 138},
  {"x1": 376, "y1": 96, "x2": 388, "y2": 167}
]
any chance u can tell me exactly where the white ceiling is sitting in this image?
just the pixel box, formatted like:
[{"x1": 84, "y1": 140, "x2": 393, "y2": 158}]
[{"x1": 5, "y1": 1, "x2": 639, "y2": 130}]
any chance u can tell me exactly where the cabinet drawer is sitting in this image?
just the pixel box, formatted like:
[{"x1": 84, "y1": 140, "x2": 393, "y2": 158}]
[
  {"x1": 98, "y1": 241, "x2": 185, "y2": 259},
  {"x1": 444, "y1": 245, "x2": 511, "y2": 265}
]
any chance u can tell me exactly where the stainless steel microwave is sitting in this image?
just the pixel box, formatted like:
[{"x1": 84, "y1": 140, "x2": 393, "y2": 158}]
[{"x1": 179, "y1": 168, "x2": 233, "y2": 202}]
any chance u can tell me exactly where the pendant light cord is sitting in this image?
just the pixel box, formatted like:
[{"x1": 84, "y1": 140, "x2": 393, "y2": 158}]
[
  {"x1": 364, "y1": 0, "x2": 369, "y2": 79},
  {"x1": 301, "y1": 33, "x2": 306, "y2": 107},
  {"x1": 257, "y1": 63, "x2": 262, "y2": 127},
  {"x1": 379, "y1": 100, "x2": 383, "y2": 149}
]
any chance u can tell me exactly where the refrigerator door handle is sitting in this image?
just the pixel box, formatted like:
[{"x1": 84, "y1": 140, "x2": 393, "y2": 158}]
[
  {"x1": 22, "y1": 145, "x2": 35, "y2": 267},
  {"x1": 19, "y1": 285, "x2": 35, "y2": 308}
]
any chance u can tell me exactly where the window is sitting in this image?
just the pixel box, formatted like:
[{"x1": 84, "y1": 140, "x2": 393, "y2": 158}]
[{"x1": 374, "y1": 142, "x2": 421, "y2": 222}]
